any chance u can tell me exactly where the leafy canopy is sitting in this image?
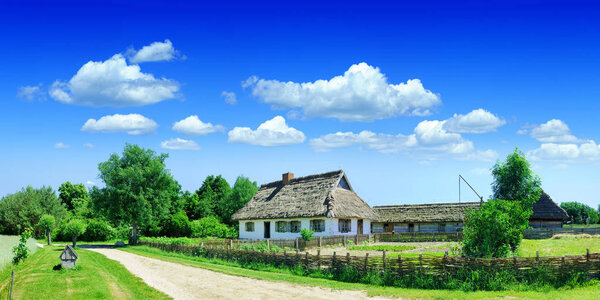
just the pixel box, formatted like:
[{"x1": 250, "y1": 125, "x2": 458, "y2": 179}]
[
  {"x1": 492, "y1": 148, "x2": 542, "y2": 207},
  {"x1": 58, "y1": 181, "x2": 89, "y2": 213},
  {"x1": 0, "y1": 186, "x2": 66, "y2": 235},
  {"x1": 560, "y1": 202, "x2": 599, "y2": 224}
]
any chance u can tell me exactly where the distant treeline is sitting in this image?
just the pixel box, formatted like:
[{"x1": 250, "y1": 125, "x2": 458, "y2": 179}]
[{"x1": 560, "y1": 202, "x2": 599, "y2": 225}]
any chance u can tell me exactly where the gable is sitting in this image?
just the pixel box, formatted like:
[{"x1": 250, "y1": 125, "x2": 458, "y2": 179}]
[{"x1": 338, "y1": 177, "x2": 351, "y2": 190}]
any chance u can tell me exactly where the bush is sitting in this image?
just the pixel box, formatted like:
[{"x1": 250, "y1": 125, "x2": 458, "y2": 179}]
[
  {"x1": 63, "y1": 219, "x2": 86, "y2": 246},
  {"x1": 161, "y1": 211, "x2": 192, "y2": 237},
  {"x1": 113, "y1": 225, "x2": 131, "y2": 241},
  {"x1": 300, "y1": 228, "x2": 314, "y2": 242},
  {"x1": 82, "y1": 219, "x2": 114, "y2": 241},
  {"x1": 190, "y1": 216, "x2": 236, "y2": 239}
]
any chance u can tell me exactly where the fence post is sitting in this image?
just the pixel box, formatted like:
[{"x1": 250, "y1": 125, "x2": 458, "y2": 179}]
[
  {"x1": 513, "y1": 256, "x2": 518, "y2": 272},
  {"x1": 398, "y1": 232, "x2": 400, "y2": 242},
  {"x1": 382, "y1": 251, "x2": 386, "y2": 271},
  {"x1": 432, "y1": 232, "x2": 435, "y2": 242},
  {"x1": 364, "y1": 253, "x2": 369, "y2": 274},
  {"x1": 332, "y1": 251, "x2": 336, "y2": 271},
  {"x1": 419, "y1": 254, "x2": 422, "y2": 271},
  {"x1": 355, "y1": 234, "x2": 358, "y2": 245},
  {"x1": 319, "y1": 236, "x2": 322, "y2": 248},
  {"x1": 295, "y1": 238, "x2": 299, "y2": 251},
  {"x1": 343, "y1": 235, "x2": 347, "y2": 247},
  {"x1": 317, "y1": 249, "x2": 321, "y2": 270},
  {"x1": 397, "y1": 254, "x2": 402, "y2": 277},
  {"x1": 587, "y1": 248, "x2": 590, "y2": 262},
  {"x1": 230, "y1": 239, "x2": 233, "y2": 249},
  {"x1": 536, "y1": 251, "x2": 540, "y2": 264},
  {"x1": 267, "y1": 239, "x2": 270, "y2": 249},
  {"x1": 305, "y1": 251, "x2": 309, "y2": 269},
  {"x1": 346, "y1": 252, "x2": 350, "y2": 264}
]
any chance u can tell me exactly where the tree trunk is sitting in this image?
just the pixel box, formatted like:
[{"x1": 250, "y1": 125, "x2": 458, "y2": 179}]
[
  {"x1": 72, "y1": 237, "x2": 76, "y2": 247},
  {"x1": 47, "y1": 231, "x2": 51, "y2": 246},
  {"x1": 130, "y1": 223, "x2": 139, "y2": 245}
]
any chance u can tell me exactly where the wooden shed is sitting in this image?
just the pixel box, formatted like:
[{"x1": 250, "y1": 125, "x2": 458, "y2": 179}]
[{"x1": 60, "y1": 245, "x2": 78, "y2": 269}]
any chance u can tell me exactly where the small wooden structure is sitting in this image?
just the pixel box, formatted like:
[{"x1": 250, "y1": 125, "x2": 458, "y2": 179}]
[{"x1": 60, "y1": 245, "x2": 78, "y2": 269}]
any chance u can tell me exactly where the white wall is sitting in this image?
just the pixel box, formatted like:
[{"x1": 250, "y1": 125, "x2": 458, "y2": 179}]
[{"x1": 238, "y1": 217, "x2": 372, "y2": 239}]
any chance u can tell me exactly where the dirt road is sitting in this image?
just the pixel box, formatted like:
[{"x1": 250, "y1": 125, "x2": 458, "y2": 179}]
[{"x1": 89, "y1": 248, "x2": 393, "y2": 300}]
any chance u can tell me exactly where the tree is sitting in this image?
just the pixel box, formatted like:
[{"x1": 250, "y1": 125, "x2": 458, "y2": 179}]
[
  {"x1": 93, "y1": 144, "x2": 179, "y2": 245},
  {"x1": 0, "y1": 186, "x2": 66, "y2": 235},
  {"x1": 560, "y1": 202, "x2": 599, "y2": 224},
  {"x1": 161, "y1": 211, "x2": 192, "y2": 237},
  {"x1": 190, "y1": 216, "x2": 236, "y2": 238},
  {"x1": 188, "y1": 175, "x2": 232, "y2": 221},
  {"x1": 492, "y1": 148, "x2": 542, "y2": 208},
  {"x1": 222, "y1": 176, "x2": 258, "y2": 225},
  {"x1": 63, "y1": 219, "x2": 86, "y2": 247},
  {"x1": 37, "y1": 215, "x2": 55, "y2": 245},
  {"x1": 58, "y1": 182, "x2": 89, "y2": 212},
  {"x1": 462, "y1": 200, "x2": 530, "y2": 258}
]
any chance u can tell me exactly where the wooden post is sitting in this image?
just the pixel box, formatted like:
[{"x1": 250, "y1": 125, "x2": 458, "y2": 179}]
[
  {"x1": 419, "y1": 254, "x2": 422, "y2": 270},
  {"x1": 397, "y1": 254, "x2": 402, "y2": 277},
  {"x1": 398, "y1": 232, "x2": 400, "y2": 242},
  {"x1": 230, "y1": 239, "x2": 233, "y2": 249},
  {"x1": 295, "y1": 238, "x2": 299, "y2": 251},
  {"x1": 382, "y1": 251, "x2": 386, "y2": 271},
  {"x1": 317, "y1": 249, "x2": 321, "y2": 269},
  {"x1": 343, "y1": 235, "x2": 347, "y2": 247},
  {"x1": 587, "y1": 248, "x2": 590, "y2": 262},
  {"x1": 10, "y1": 269, "x2": 14, "y2": 300},
  {"x1": 513, "y1": 256, "x2": 518, "y2": 272},
  {"x1": 267, "y1": 239, "x2": 270, "y2": 249},
  {"x1": 432, "y1": 232, "x2": 435, "y2": 242},
  {"x1": 346, "y1": 252, "x2": 350, "y2": 264},
  {"x1": 364, "y1": 253, "x2": 369, "y2": 273},
  {"x1": 332, "y1": 251, "x2": 336, "y2": 270},
  {"x1": 536, "y1": 251, "x2": 540, "y2": 264},
  {"x1": 355, "y1": 234, "x2": 358, "y2": 245},
  {"x1": 319, "y1": 236, "x2": 322, "y2": 248}
]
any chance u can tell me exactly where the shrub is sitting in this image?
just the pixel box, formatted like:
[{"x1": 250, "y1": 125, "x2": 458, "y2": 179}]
[
  {"x1": 113, "y1": 225, "x2": 131, "y2": 241},
  {"x1": 161, "y1": 211, "x2": 192, "y2": 237},
  {"x1": 63, "y1": 219, "x2": 86, "y2": 247},
  {"x1": 300, "y1": 228, "x2": 314, "y2": 241},
  {"x1": 191, "y1": 216, "x2": 236, "y2": 239},
  {"x1": 37, "y1": 214, "x2": 55, "y2": 245},
  {"x1": 82, "y1": 219, "x2": 114, "y2": 241}
]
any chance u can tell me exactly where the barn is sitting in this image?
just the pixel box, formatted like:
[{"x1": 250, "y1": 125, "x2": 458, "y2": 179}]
[{"x1": 232, "y1": 170, "x2": 378, "y2": 239}]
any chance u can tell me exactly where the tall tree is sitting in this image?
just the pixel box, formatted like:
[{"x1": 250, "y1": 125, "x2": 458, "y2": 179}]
[
  {"x1": 222, "y1": 176, "x2": 258, "y2": 224},
  {"x1": 58, "y1": 182, "x2": 89, "y2": 211},
  {"x1": 37, "y1": 215, "x2": 55, "y2": 245},
  {"x1": 0, "y1": 186, "x2": 65, "y2": 235},
  {"x1": 492, "y1": 148, "x2": 542, "y2": 208},
  {"x1": 192, "y1": 175, "x2": 232, "y2": 221},
  {"x1": 93, "y1": 144, "x2": 179, "y2": 244}
]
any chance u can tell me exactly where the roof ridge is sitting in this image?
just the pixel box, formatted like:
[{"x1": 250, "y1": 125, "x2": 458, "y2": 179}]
[
  {"x1": 374, "y1": 201, "x2": 482, "y2": 208},
  {"x1": 260, "y1": 170, "x2": 343, "y2": 188}
]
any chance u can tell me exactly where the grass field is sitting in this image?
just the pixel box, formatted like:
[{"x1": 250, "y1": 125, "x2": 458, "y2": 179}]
[
  {"x1": 0, "y1": 246, "x2": 168, "y2": 300},
  {"x1": 0, "y1": 235, "x2": 39, "y2": 272},
  {"x1": 122, "y1": 245, "x2": 600, "y2": 300},
  {"x1": 519, "y1": 236, "x2": 600, "y2": 257}
]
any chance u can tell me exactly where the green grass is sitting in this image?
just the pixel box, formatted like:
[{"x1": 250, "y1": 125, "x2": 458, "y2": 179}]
[
  {"x1": 0, "y1": 235, "x2": 39, "y2": 272},
  {"x1": 519, "y1": 237, "x2": 600, "y2": 257},
  {"x1": 348, "y1": 244, "x2": 417, "y2": 252},
  {"x1": 0, "y1": 246, "x2": 168, "y2": 300},
  {"x1": 122, "y1": 245, "x2": 600, "y2": 299}
]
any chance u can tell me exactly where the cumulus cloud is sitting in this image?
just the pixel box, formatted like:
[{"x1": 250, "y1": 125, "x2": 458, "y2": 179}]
[
  {"x1": 310, "y1": 120, "x2": 497, "y2": 161},
  {"x1": 161, "y1": 138, "x2": 201, "y2": 150},
  {"x1": 530, "y1": 119, "x2": 579, "y2": 143},
  {"x1": 81, "y1": 113, "x2": 158, "y2": 135},
  {"x1": 221, "y1": 91, "x2": 237, "y2": 105},
  {"x1": 244, "y1": 62, "x2": 441, "y2": 122},
  {"x1": 528, "y1": 141, "x2": 600, "y2": 162},
  {"x1": 443, "y1": 109, "x2": 505, "y2": 133},
  {"x1": 49, "y1": 54, "x2": 180, "y2": 107},
  {"x1": 85, "y1": 180, "x2": 96, "y2": 186},
  {"x1": 17, "y1": 84, "x2": 45, "y2": 101},
  {"x1": 228, "y1": 116, "x2": 306, "y2": 146},
  {"x1": 129, "y1": 39, "x2": 182, "y2": 63},
  {"x1": 54, "y1": 142, "x2": 69, "y2": 149},
  {"x1": 83, "y1": 143, "x2": 95, "y2": 148},
  {"x1": 172, "y1": 115, "x2": 224, "y2": 136}
]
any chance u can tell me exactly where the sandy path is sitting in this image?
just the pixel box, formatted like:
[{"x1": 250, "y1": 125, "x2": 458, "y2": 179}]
[{"x1": 89, "y1": 248, "x2": 394, "y2": 300}]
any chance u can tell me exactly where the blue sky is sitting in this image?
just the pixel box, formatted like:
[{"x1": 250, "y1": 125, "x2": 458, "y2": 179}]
[{"x1": 1, "y1": 1, "x2": 599, "y2": 208}]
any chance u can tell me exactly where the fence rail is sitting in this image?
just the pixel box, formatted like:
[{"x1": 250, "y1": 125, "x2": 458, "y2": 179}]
[{"x1": 140, "y1": 240, "x2": 600, "y2": 278}]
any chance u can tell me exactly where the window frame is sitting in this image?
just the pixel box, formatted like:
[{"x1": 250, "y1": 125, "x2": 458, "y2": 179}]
[
  {"x1": 289, "y1": 221, "x2": 301, "y2": 233},
  {"x1": 310, "y1": 219, "x2": 325, "y2": 232},
  {"x1": 338, "y1": 219, "x2": 352, "y2": 233},
  {"x1": 245, "y1": 222, "x2": 255, "y2": 232},
  {"x1": 275, "y1": 221, "x2": 288, "y2": 233}
]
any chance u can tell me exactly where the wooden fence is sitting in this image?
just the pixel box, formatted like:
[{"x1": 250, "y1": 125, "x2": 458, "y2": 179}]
[
  {"x1": 523, "y1": 227, "x2": 600, "y2": 239},
  {"x1": 140, "y1": 240, "x2": 600, "y2": 278},
  {"x1": 200, "y1": 234, "x2": 372, "y2": 250}
]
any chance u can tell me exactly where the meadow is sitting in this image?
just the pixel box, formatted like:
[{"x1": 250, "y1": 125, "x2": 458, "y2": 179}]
[{"x1": 0, "y1": 235, "x2": 39, "y2": 272}]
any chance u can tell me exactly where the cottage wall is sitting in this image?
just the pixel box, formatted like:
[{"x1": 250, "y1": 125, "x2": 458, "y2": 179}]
[
  {"x1": 239, "y1": 217, "x2": 372, "y2": 239},
  {"x1": 371, "y1": 222, "x2": 464, "y2": 233}
]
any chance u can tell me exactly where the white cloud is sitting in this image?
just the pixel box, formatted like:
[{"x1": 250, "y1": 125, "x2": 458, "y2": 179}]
[
  {"x1": 129, "y1": 39, "x2": 182, "y2": 63},
  {"x1": 49, "y1": 54, "x2": 179, "y2": 107},
  {"x1": 17, "y1": 85, "x2": 45, "y2": 101},
  {"x1": 54, "y1": 142, "x2": 69, "y2": 149},
  {"x1": 530, "y1": 119, "x2": 579, "y2": 143},
  {"x1": 528, "y1": 141, "x2": 600, "y2": 162},
  {"x1": 81, "y1": 113, "x2": 158, "y2": 135},
  {"x1": 172, "y1": 115, "x2": 224, "y2": 136},
  {"x1": 228, "y1": 116, "x2": 306, "y2": 146},
  {"x1": 310, "y1": 120, "x2": 497, "y2": 161},
  {"x1": 85, "y1": 180, "x2": 96, "y2": 186},
  {"x1": 83, "y1": 143, "x2": 95, "y2": 148},
  {"x1": 160, "y1": 138, "x2": 201, "y2": 150},
  {"x1": 244, "y1": 62, "x2": 441, "y2": 122},
  {"x1": 443, "y1": 109, "x2": 506, "y2": 133},
  {"x1": 516, "y1": 129, "x2": 528, "y2": 135},
  {"x1": 221, "y1": 91, "x2": 237, "y2": 105}
]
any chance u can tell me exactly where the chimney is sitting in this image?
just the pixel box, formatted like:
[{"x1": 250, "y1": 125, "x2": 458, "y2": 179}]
[{"x1": 282, "y1": 172, "x2": 294, "y2": 184}]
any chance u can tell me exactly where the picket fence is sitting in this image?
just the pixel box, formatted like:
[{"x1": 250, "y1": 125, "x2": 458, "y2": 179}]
[{"x1": 140, "y1": 240, "x2": 600, "y2": 278}]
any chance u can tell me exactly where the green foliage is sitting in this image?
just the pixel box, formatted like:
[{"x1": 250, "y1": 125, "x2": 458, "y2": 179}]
[
  {"x1": 222, "y1": 176, "x2": 258, "y2": 225},
  {"x1": 58, "y1": 181, "x2": 90, "y2": 215},
  {"x1": 190, "y1": 216, "x2": 237, "y2": 238},
  {"x1": 560, "y1": 202, "x2": 599, "y2": 224},
  {"x1": 63, "y1": 219, "x2": 86, "y2": 246},
  {"x1": 12, "y1": 229, "x2": 32, "y2": 265},
  {"x1": 348, "y1": 245, "x2": 416, "y2": 252},
  {"x1": 0, "y1": 186, "x2": 66, "y2": 235},
  {"x1": 82, "y1": 219, "x2": 114, "y2": 241},
  {"x1": 187, "y1": 175, "x2": 232, "y2": 221},
  {"x1": 140, "y1": 236, "x2": 204, "y2": 245},
  {"x1": 37, "y1": 214, "x2": 55, "y2": 245},
  {"x1": 93, "y1": 144, "x2": 179, "y2": 244},
  {"x1": 239, "y1": 242, "x2": 281, "y2": 252},
  {"x1": 113, "y1": 225, "x2": 131, "y2": 241},
  {"x1": 491, "y1": 148, "x2": 542, "y2": 208},
  {"x1": 161, "y1": 211, "x2": 192, "y2": 237},
  {"x1": 462, "y1": 199, "x2": 531, "y2": 258},
  {"x1": 300, "y1": 228, "x2": 314, "y2": 241}
]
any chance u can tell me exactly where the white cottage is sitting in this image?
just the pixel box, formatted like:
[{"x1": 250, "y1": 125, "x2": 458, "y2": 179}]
[{"x1": 232, "y1": 170, "x2": 377, "y2": 239}]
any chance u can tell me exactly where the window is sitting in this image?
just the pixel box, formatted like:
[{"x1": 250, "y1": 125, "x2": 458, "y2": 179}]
[
  {"x1": 245, "y1": 222, "x2": 255, "y2": 232},
  {"x1": 438, "y1": 223, "x2": 446, "y2": 232},
  {"x1": 290, "y1": 221, "x2": 301, "y2": 233},
  {"x1": 276, "y1": 221, "x2": 288, "y2": 232},
  {"x1": 310, "y1": 220, "x2": 325, "y2": 232},
  {"x1": 338, "y1": 219, "x2": 351, "y2": 233}
]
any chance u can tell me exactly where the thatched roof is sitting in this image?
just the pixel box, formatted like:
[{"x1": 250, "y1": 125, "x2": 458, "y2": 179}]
[
  {"x1": 231, "y1": 170, "x2": 378, "y2": 220},
  {"x1": 530, "y1": 191, "x2": 568, "y2": 220},
  {"x1": 373, "y1": 202, "x2": 482, "y2": 223}
]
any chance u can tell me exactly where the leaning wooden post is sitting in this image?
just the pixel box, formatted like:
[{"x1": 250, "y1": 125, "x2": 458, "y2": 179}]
[{"x1": 364, "y1": 253, "x2": 369, "y2": 274}]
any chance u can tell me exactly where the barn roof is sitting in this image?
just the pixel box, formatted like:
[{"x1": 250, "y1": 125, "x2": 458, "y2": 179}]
[
  {"x1": 373, "y1": 202, "x2": 482, "y2": 223},
  {"x1": 530, "y1": 191, "x2": 569, "y2": 220},
  {"x1": 231, "y1": 170, "x2": 378, "y2": 220},
  {"x1": 60, "y1": 245, "x2": 78, "y2": 260}
]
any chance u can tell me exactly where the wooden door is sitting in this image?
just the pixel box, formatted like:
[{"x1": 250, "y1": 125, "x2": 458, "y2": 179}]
[{"x1": 264, "y1": 222, "x2": 270, "y2": 239}]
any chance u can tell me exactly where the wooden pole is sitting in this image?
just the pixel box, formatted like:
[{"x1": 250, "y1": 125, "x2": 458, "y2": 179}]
[
  {"x1": 317, "y1": 249, "x2": 321, "y2": 269},
  {"x1": 332, "y1": 251, "x2": 336, "y2": 271},
  {"x1": 536, "y1": 251, "x2": 540, "y2": 264},
  {"x1": 346, "y1": 252, "x2": 350, "y2": 264},
  {"x1": 319, "y1": 236, "x2": 322, "y2": 248},
  {"x1": 397, "y1": 254, "x2": 402, "y2": 277},
  {"x1": 295, "y1": 238, "x2": 299, "y2": 251},
  {"x1": 343, "y1": 235, "x2": 347, "y2": 247},
  {"x1": 382, "y1": 251, "x2": 386, "y2": 271},
  {"x1": 364, "y1": 253, "x2": 369, "y2": 274},
  {"x1": 9, "y1": 269, "x2": 14, "y2": 300}
]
